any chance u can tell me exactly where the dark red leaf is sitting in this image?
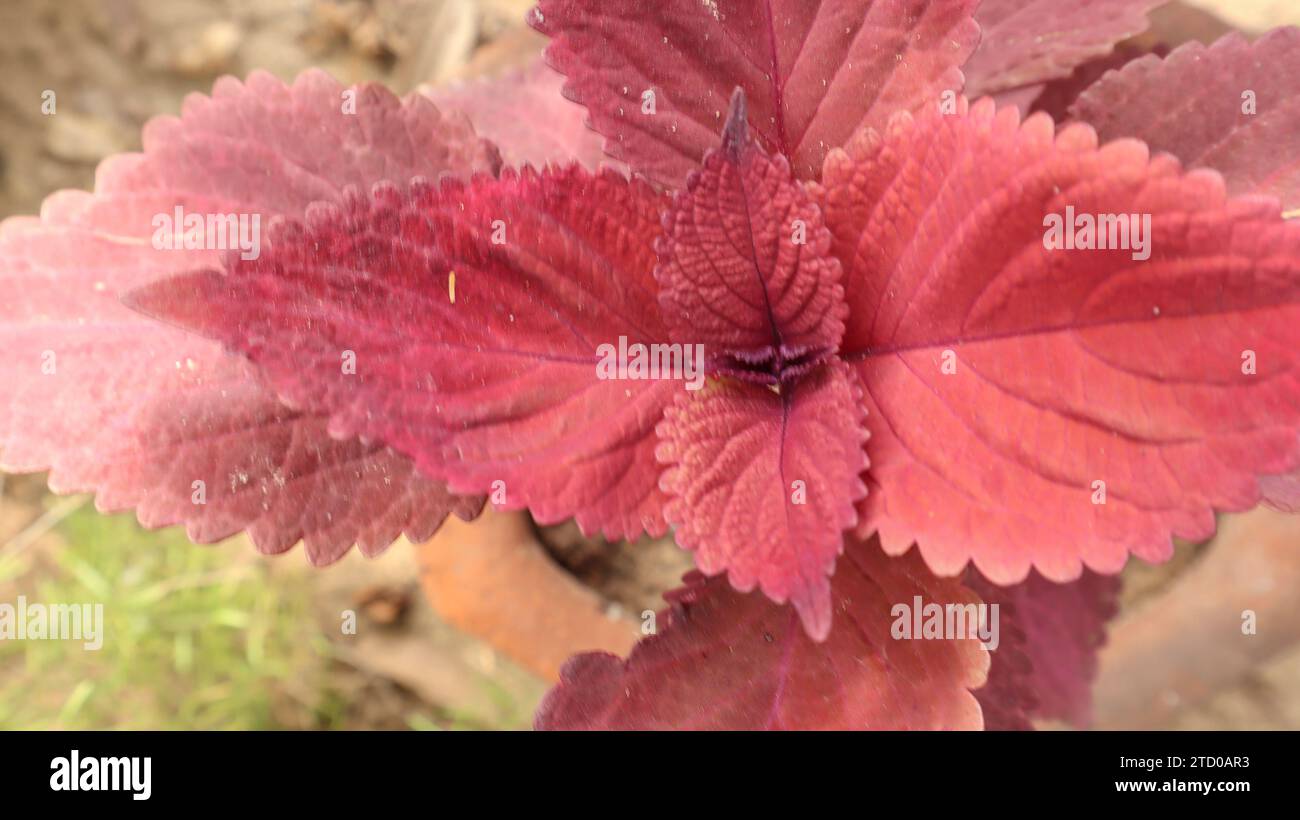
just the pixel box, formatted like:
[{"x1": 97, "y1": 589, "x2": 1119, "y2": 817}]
[
  {"x1": 535, "y1": 538, "x2": 988, "y2": 729},
  {"x1": 815, "y1": 97, "x2": 1300, "y2": 584},
  {"x1": 131, "y1": 165, "x2": 682, "y2": 540},
  {"x1": 1025, "y1": 43, "x2": 1166, "y2": 121},
  {"x1": 0, "y1": 70, "x2": 493, "y2": 562},
  {"x1": 655, "y1": 360, "x2": 869, "y2": 639},
  {"x1": 968, "y1": 568, "x2": 1120, "y2": 729},
  {"x1": 1071, "y1": 28, "x2": 1300, "y2": 211},
  {"x1": 533, "y1": 0, "x2": 979, "y2": 185},
  {"x1": 1020, "y1": 0, "x2": 1240, "y2": 119},
  {"x1": 655, "y1": 91, "x2": 846, "y2": 375},
  {"x1": 964, "y1": 0, "x2": 1163, "y2": 97},
  {"x1": 968, "y1": 581, "x2": 1036, "y2": 731}
]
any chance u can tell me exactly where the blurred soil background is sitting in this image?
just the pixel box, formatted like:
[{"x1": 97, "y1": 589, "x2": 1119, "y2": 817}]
[{"x1": 1, "y1": 0, "x2": 1300, "y2": 729}]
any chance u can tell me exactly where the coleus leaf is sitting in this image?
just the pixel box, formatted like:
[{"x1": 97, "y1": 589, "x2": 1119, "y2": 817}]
[
  {"x1": 963, "y1": 0, "x2": 1164, "y2": 98},
  {"x1": 815, "y1": 97, "x2": 1300, "y2": 584},
  {"x1": 0, "y1": 70, "x2": 493, "y2": 562},
  {"x1": 967, "y1": 578, "x2": 1036, "y2": 731},
  {"x1": 985, "y1": 2, "x2": 1242, "y2": 117},
  {"x1": 421, "y1": 60, "x2": 616, "y2": 172},
  {"x1": 968, "y1": 569, "x2": 1120, "y2": 729},
  {"x1": 656, "y1": 360, "x2": 869, "y2": 640},
  {"x1": 130, "y1": 165, "x2": 681, "y2": 540},
  {"x1": 1071, "y1": 28, "x2": 1300, "y2": 212},
  {"x1": 655, "y1": 90, "x2": 847, "y2": 375},
  {"x1": 1023, "y1": 0, "x2": 1248, "y2": 120},
  {"x1": 532, "y1": 0, "x2": 980, "y2": 186},
  {"x1": 136, "y1": 88, "x2": 874, "y2": 636},
  {"x1": 1026, "y1": 43, "x2": 1165, "y2": 122},
  {"x1": 535, "y1": 537, "x2": 988, "y2": 730},
  {"x1": 651, "y1": 92, "x2": 866, "y2": 639}
]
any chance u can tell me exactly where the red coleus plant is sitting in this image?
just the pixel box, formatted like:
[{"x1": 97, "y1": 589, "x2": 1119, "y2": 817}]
[{"x1": 4, "y1": 0, "x2": 1300, "y2": 730}]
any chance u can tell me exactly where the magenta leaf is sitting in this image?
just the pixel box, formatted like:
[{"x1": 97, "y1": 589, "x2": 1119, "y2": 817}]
[
  {"x1": 1071, "y1": 28, "x2": 1300, "y2": 212},
  {"x1": 422, "y1": 60, "x2": 616, "y2": 172},
  {"x1": 535, "y1": 538, "x2": 988, "y2": 729},
  {"x1": 131, "y1": 165, "x2": 682, "y2": 540},
  {"x1": 0, "y1": 70, "x2": 493, "y2": 562},
  {"x1": 968, "y1": 584, "x2": 1036, "y2": 731},
  {"x1": 968, "y1": 569, "x2": 1120, "y2": 729},
  {"x1": 964, "y1": 0, "x2": 1163, "y2": 98},
  {"x1": 816, "y1": 98, "x2": 1300, "y2": 584},
  {"x1": 656, "y1": 360, "x2": 869, "y2": 640},
  {"x1": 533, "y1": 0, "x2": 979, "y2": 186},
  {"x1": 655, "y1": 91, "x2": 846, "y2": 376},
  {"x1": 1025, "y1": 42, "x2": 1165, "y2": 121}
]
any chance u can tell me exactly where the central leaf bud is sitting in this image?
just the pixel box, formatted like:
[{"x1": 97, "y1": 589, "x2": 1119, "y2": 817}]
[{"x1": 714, "y1": 344, "x2": 835, "y2": 385}]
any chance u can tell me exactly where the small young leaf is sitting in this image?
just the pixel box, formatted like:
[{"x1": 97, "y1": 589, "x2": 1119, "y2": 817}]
[
  {"x1": 655, "y1": 90, "x2": 846, "y2": 376},
  {"x1": 655, "y1": 360, "x2": 869, "y2": 640}
]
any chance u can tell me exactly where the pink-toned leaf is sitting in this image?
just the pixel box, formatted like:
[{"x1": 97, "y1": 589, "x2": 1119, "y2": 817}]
[
  {"x1": 1259, "y1": 471, "x2": 1300, "y2": 512},
  {"x1": 968, "y1": 569, "x2": 1120, "y2": 729},
  {"x1": 655, "y1": 360, "x2": 868, "y2": 640},
  {"x1": 535, "y1": 538, "x2": 988, "y2": 730},
  {"x1": 1021, "y1": 0, "x2": 1239, "y2": 119},
  {"x1": 815, "y1": 97, "x2": 1300, "y2": 584},
  {"x1": 421, "y1": 60, "x2": 616, "y2": 172},
  {"x1": 964, "y1": 0, "x2": 1163, "y2": 97},
  {"x1": 988, "y1": 84, "x2": 1051, "y2": 118},
  {"x1": 0, "y1": 70, "x2": 494, "y2": 562},
  {"x1": 655, "y1": 91, "x2": 846, "y2": 375},
  {"x1": 1025, "y1": 42, "x2": 1165, "y2": 121},
  {"x1": 131, "y1": 165, "x2": 681, "y2": 541},
  {"x1": 533, "y1": 0, "x2": 979, "y2": 186},
  {"x1": 1071, "y1": 28, "x2": 1300, "y2": 212}
]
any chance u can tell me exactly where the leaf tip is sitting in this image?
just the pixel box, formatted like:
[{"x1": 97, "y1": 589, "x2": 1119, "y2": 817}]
[
  {"x1": 721, "y1": 86, "x2": 748, "y2": 159},
  {"x1": 792, "y1": 579, "x2": 833, "y2": 643}
]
